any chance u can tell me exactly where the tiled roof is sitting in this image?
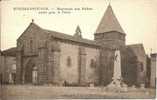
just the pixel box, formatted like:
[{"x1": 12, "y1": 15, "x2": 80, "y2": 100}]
[
  {"x1": 2, "y1": 47, "x2": 17, "y2": 56},
  {"x1": 95, "y1": 5, "x2": 125, "y2": 34},
  {"x1": 151, "y1": 53, "x2": 157, "y2": 57}
]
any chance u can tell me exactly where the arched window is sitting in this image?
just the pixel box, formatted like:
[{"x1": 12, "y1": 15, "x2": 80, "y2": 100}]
[
  {"x1": 67, "y1": 56, "x2": 72, "y2": 67},
  {"x1": 90, "y1": 59, "x2": 96, "y2": 68}
]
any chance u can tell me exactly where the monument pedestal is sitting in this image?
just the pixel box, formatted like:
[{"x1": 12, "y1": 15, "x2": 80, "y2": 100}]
[
  {"x1": 107, "y1": 78, "x2": 128, "y2": 92},
  {"x1": 107, "y1": 79, "x2": 121, "y2": 87}
]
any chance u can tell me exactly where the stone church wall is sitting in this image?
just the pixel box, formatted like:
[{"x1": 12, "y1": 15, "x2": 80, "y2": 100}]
[
  {"x1": 59, "y1": 41, "x2": 100, "y2": 85},
  {"x1": 59, "y1": 42, "x2": 79, "y2": 84}
]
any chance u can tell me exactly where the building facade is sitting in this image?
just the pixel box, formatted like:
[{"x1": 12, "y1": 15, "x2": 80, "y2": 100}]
[
  {"x1": 0, "y1": 50, "x2": 2, "y2": 84},
  {"x1": 150, "y1": 53, "x2": 157, "y2": 88},
  {"x1": 14, "y1": 5, "x2": 147, "y2": 86},
  {"x1": 0, "y1": 48, "x2": 16, "y2": 84}
]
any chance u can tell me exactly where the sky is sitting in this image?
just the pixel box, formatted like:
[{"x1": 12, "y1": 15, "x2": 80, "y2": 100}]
[{"x1": 0, "y1": 0, "x2": 157, "y2": 54}]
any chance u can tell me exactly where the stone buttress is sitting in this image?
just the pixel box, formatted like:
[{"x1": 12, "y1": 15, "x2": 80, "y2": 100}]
[{"x1": 78, "y1": 46, "x2": 86, "y2": 85}]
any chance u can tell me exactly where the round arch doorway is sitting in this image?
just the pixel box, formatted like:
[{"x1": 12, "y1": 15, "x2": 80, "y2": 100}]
[{"x1": 24, "y1": 59, "x2": 38, "y2": 84}]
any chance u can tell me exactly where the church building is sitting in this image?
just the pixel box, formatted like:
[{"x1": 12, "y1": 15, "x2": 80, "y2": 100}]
[{"x1": 15, "y1": 5, "x2": 147, "y2": 86}]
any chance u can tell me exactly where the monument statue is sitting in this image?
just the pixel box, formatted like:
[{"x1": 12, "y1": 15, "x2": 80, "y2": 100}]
[
  {"x1": 107, "y1": 49, "x2": 127, "y2": 91},
  {"x1": 113, "y1": 50, "x2": 121, "y2": 81}
]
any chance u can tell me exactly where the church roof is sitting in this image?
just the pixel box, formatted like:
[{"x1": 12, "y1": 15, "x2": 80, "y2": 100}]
[
  {"x1": 127, "y1": 44, "x2": 146, "y2": 57},
  {"x1": 127, "y1": 44, "x2": 144, "y2": 49},
  {"x1": 44, "y1": 29, "x2": 100, "y2": 47},
  {"x1": 95, "y1": 5, "x2": 125, "y2": 34}
]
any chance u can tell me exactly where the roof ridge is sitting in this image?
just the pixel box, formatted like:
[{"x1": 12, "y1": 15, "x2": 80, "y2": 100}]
[
  {"x1": 127, "y1": 43, "x2": 143, "y2": 46},
  {"x1": 43, "y1": 29, "x2": 72, "y2": 37}
]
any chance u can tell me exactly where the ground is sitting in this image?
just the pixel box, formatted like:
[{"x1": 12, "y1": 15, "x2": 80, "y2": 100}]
[{"x1": 0, "y1": 85, "x2": 156, "y2": 100}]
